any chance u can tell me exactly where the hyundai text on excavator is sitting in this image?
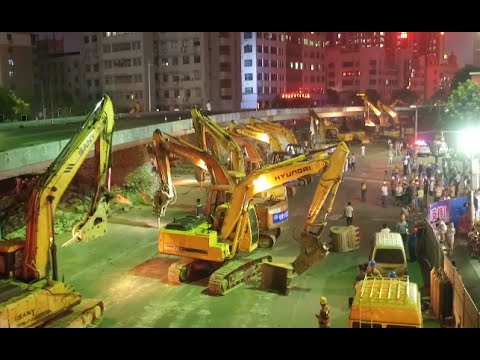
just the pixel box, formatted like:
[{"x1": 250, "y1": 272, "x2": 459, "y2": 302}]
[
  {"x1": 152, "y1": 129, "x2": 285, "y2": 249},
  {"x1": 0, "y1": 95, "x2": 114, "y2": 327},
  {"x1": 157, "y1": 140, "x2": 349, "y2": 295}
]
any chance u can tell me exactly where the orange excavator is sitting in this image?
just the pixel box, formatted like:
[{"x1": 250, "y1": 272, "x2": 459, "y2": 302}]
[
  {"x1": 0, "y1": 95, "x2": 114, "y2": 327},
  {"x1": 157, "y1": 140, "x2": 349, "y2": 295},
  {"x1": 152, "y1": 129, "x2": 286, "y2": 250}
]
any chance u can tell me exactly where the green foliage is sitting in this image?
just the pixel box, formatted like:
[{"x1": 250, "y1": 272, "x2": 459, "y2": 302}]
[
  {"x1": 124, "y1": 164, "x2": 159, "y2": 198},
  {"x1": 445, "y1": 79, "x2": 480, "y2": 130},
  {"x1": 0, "y1": 87, "x2": 30, "y2": 120},
  {"x1": 451, "y1": 65, "x2": 480, "y2": 91},
  {"x1": 430, "y1": 89, "x2": 450, "y2": 105},
  {"x1": 390, "y1": 89, "x2": 418, "y2": 105}
]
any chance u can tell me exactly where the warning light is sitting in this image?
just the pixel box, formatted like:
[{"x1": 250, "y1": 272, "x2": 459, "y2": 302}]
[{"x1": 400, "y1": 32, "x2": 408, "y2": 39}]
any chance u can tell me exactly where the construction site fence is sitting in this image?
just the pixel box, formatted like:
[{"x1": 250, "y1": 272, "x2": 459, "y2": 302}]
[{"x1": 443, "y1": 256, "x2": 480, "y2": 328}]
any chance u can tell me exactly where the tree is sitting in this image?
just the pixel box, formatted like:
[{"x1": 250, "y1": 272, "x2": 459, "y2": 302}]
[
  {"x1": 326, "y1": 88, "x2": 339, "y2": 105},
  {"x1": 0, "y1": 87, "x2": 30, "y2": 121},
  {"x1": 445, "y1": 79, "x2": 480, "y2": 130},
  {"x1": 451, "y1": 65, "x2": 480, "y2": 91},
  {"x1": 390, "y1": 89, "x2": 418, "y2": 105},
  {"x1": 430, "y1": 89, "x2": 450, "y2": 105}
]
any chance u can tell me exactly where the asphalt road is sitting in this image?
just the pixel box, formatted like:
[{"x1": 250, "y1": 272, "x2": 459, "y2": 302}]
[{"x1": 52, "y1": 141, "x2": 441, "y2": 328}]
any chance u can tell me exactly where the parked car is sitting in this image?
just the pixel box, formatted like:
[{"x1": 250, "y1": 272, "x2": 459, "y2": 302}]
[{"x1": 414, "y1": 140, "x2": 431, "y2": 157}]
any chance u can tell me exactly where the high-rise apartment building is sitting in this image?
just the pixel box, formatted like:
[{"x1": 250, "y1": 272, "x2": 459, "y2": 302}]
[
  {"x1": 157, "y1": 32, "x2": 241, "y2": 112},
  {"x1": 81, "y1": 32, "x2": 102, "y2": 103},
  {"x1": 80, "y1": 32, "x2": 241, "y2": 112},
  {"x1": 0, "y1": 32, "x2": 34, "y2": 103},
  {"x1": 240, "y1": 32, "x2": 286, "y2": 109},
  {"x1": 325, "y1": 46, "x2": 411, "y2": 101},
  {"x1": 100, "y1": 32, "x2": 154, "y2": 112},
  {"x1": 285, "y1": 32, "x2": 326, "y2": 95},
  {"x1": 474, "y1": 32, "x2": 480, "y2": 66}
]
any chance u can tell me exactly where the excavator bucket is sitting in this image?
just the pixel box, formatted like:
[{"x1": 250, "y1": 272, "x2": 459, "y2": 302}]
[
  {"x1": 329, "y1": 226, "x2": 361, "y2": 252},
  {"x1": 260, "y1": 229, "x2": 329, "y2": 295}
]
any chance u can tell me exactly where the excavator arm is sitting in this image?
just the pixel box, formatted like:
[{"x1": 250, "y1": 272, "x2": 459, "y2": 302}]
[
  {"x1": 249, "y1": 117, "x2": 297, "y2": 145},
  {"x1": 378, "y1": 101, "x2": 399, "y2": 125},
  {"x1": 229, "y1": 121, "x2": 283, "y2": 152},
  {"x1": 23, "y1": 95, "x2": 114, "y2": 281},
  {"x1": 191, "y1": 108, "x2": 245, "y2": 178},
  {"x1": 220, "y1": 142, "x2": 349, "y2": 274},
  {"x1": 152, "y1": 129, "x2": 235, "y2": 219}
]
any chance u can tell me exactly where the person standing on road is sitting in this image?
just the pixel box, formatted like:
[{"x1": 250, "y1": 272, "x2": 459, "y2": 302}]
[
  {"x1": 361, "y1": 179, "x2": 367, "y2": 203},
  {"x1": 381, "y1": 181, "x2": 389, "y2": 208},
  {"x1": 408, "y1": 228, "x2": 417, "y2": 262},
  {"x1": 360, "y1": 144, "x2": 366, "y2": 158},
  {"x1": 436, "y1": 220, "x2": 447, "y2": 243},
  {"x1": 388, "y1": 150, "x2": 394, "y2": 166},
  {"x1": 344, "y1": 202, "x2": 354, "y2": 226},
  {"x1": 446, "y1": 222, "x2": 456, "y2": 256},
  {"x1": 396, "y1": 214, "x2": 409, "y2": 246},
  {"x1": 195, "y1": 198, "x2": 203, "y2": 217},
  {"x1": 316, "y1": 297, "x2": 331, "y2": 328}
]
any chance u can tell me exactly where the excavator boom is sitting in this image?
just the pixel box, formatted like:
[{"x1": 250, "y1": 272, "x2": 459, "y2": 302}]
[
  {"x1": 152, "y1": 129, "x2": 235, "y2": 218},
  {"x1": 191, "y1": 108, "x2": 246, "y2": 178},
  {"x1": 159, "y1": 141, "x2": 348, "y2": 295},
  {"x1": 0, "y1": 95, "x2": 114, "y2": 327}
]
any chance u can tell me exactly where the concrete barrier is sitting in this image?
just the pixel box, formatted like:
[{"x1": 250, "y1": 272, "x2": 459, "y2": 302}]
[{"x1": 0, "y1": 106, "x2": 365, "y2": 178}]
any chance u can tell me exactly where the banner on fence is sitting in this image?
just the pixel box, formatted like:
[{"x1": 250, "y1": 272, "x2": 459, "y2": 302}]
[{"x1": 428, "y1": 197, "x2": 468, "y2": 229}]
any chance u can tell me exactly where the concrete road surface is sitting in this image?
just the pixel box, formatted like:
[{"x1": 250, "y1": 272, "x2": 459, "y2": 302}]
[{"x1": 54, "y1": 141, "x2": 441, "y2": 327}]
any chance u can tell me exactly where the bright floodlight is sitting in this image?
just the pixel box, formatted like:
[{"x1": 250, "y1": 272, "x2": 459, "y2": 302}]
[{"x1": 460, "y1": 129, "x2": 480, "y2": 155}]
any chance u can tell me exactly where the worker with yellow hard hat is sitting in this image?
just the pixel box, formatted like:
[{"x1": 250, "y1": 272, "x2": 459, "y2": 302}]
[{"x1": 315, "y1": 296, "x2": 331, "y2": 328}]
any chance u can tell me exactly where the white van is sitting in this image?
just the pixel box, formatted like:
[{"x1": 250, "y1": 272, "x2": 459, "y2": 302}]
[{"x1": 371, "y1": 232, "x2": 408, "y2": 277}]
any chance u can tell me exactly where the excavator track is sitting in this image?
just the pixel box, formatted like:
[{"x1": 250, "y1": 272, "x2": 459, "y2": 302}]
[
  {"x1": 44, "y1": 299, "x2": 104, "y2": 328},
  {"x1": 167, "y1": 258, "x2": 197, "y2": 284},
  {"x1": 208, "y1": 252, "x2": 272, "y2": 296}
]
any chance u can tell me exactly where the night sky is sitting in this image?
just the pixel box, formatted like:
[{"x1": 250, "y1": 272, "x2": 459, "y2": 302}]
[{"x1": 52, "y1": 32, "x2": 476, "y2": 66}]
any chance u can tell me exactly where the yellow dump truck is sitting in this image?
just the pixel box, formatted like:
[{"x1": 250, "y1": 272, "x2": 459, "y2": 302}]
[{"x1": 349, "y1": 275, "x2": 423, "y2": 328}]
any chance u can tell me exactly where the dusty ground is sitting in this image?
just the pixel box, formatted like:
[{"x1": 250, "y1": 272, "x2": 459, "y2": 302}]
[{"x1": 51, "y1": 142, "x2": 442, "y2": 328}]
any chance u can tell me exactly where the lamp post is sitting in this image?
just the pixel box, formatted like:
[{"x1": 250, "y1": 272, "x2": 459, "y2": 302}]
[
  {"x1": 410, "y1": 105, "x2": 418, "y2": 141},
  {"x1": 147, "y1": 63, "x2": 153, "y2": 112}
]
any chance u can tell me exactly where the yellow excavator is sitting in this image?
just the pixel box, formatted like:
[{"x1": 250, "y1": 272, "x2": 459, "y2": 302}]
[
  {"x1": 191, "y1": 108, "x2": 288, "y2": 201},
  {"x1": 158, "y1": 141, "x2": 349, "y2": 295},
  {"x1": 152, "y1": 129, "x2": 286, "y2": 250},
  {"x1": 308, "y1": 108, "x2": 353, "y2": 149},
  {"x1": 0, "y1": 95, "x2": 114, "y2": 327},
  {"x1": 357, "y1": 93, "x2": 400, "y2": 139},
  {"x1": 385, "y1": 99, "x2": 415, "y2": 137},
  {"x1": 248, "y1": 116, "x2": 297, "y2": 148}
]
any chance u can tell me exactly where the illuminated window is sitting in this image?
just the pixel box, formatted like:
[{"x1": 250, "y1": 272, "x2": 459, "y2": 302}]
[
  {"x1": 310, "y1": 64, "x2": 315, "y2": 71},
  {"x1": 8, "y1": 70, "x2": 14, "y2": 77},
  {"x1": 295, "y1": 62, "x2": 299, "y2": 70},
  {"x1": 8, "y1": 59, "x2": 14, "y2": 66}
]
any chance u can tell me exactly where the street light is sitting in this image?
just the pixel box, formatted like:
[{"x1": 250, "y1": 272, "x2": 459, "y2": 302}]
[
  {"x1": 410, "y1": 105, "x2": 418, "y2": 141},
  {"x1": 147, "y1": 63, "x2": 153, "y2": 112},
  {"x1": 460, "y1": 128, "x2": 480, "y2": 226}
]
